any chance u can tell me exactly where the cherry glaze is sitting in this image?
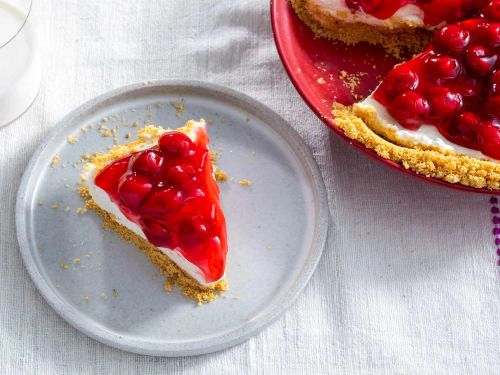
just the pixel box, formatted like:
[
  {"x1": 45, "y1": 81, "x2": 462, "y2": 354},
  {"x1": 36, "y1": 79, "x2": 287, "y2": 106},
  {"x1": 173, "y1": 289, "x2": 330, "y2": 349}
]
[
  {"x1": 345, "y1": 0, "x2": 489, "y2": 26},
  {"x1": 95, "y1": 128, "x2": 227, "y2": 283},
  {"x1": 373, "y1": 1, "x2": 500, "y2": 159}
]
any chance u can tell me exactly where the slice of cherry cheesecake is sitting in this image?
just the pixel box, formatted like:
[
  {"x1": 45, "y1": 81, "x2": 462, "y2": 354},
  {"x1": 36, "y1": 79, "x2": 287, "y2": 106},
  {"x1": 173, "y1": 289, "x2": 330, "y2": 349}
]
[
  {"x1": 333, "y1": 2, "x2": 500, "y2": 189},
  {"x1": 80, "y1": 120, "x2": 228, "y2": 302},
  {"x1": 291, "y1": 0, "x2": 489, "y2": 56}
]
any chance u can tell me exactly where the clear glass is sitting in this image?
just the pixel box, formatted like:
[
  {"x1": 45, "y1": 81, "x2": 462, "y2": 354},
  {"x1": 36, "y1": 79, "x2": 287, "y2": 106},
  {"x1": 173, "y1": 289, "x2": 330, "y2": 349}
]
[{"x1": 0, "y1": 0, "x2": 40, "y2": 127}]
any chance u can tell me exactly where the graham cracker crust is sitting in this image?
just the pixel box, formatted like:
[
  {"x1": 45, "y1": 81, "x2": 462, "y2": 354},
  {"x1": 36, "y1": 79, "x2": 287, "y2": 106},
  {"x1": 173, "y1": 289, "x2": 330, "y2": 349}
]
[
  {"x1": 332, "y1": 104, "x2": 500, "y2": 190},
  {"x1": 290, "y1": 0, "x2": 432, "y2": 58},
  {"x1": 79, "y1": 187, "x2": 227, "y2": 303}
]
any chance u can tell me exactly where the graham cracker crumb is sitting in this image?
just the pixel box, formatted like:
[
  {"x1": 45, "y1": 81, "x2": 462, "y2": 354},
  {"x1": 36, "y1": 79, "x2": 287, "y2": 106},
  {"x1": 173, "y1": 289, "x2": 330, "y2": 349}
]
[
  {"x1": 245, "y1": 116, "x2": 251, "y2": 123},
  {"x1": 125, "y1": 132, "x2": 131, "y2": 139},
  {"x1": 207, "y1": 119, "x2": 214, "y2": 126},
  {"x1": 51, "y1": 204, "x2": 59, "y2": 209},
  {"x1": 67, "y1": 135, "x2": 79, "y2": 144},
  {"x1": 163, "y1": 280, "x2": 173, "y2": 292},
  {"x1": 38, "y1": 200, "x2": 45, "y2": 206},
  {"x1": 171, "y1": 101, "x2": 185, "y2": 113},
  {"x1": 214, "y1": 169, "x2": 228, "y2": 182},
  {"x1": 112, "y1": 289, "x2": 120, "y2": 298},
  {"x1": 83, "y1": 295, "x2": 90, "y2": 303},
  {"x1": 60, "y1": 260, "x2": 70, "y2": 270},
  {"x1": 317, "y1": 77, "x2": 326, "y2": 84},
  {"x1": 73, "y1": 258, "x2": 81, "y2": 264},
  {"x1": 50, "y1": 154, "x2": 61, "y2": 168},
  {"x1": 100, "y1": 292, "x2": 108, "y2": 300},
  {"x1": 239, "y1": 179, "x2": 252, "y2": 186}
]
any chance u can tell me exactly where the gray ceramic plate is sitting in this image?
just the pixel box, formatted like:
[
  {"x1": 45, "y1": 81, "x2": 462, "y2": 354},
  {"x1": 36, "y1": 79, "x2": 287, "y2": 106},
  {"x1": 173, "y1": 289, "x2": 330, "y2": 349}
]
[{"x1": 16, "y1": 81, "x2": 328, "y2": 356}]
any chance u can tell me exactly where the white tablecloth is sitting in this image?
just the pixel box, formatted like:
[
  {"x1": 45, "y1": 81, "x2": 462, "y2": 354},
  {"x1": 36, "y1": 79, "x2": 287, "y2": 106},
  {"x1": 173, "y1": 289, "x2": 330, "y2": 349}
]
[{"x1": 1, "y1": 0, "x2": 499, "y2": 373}]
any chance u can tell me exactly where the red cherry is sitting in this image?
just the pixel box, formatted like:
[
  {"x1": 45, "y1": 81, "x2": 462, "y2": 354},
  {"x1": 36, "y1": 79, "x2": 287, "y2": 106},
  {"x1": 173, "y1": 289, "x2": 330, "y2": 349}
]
[
  {"x1": 454, "y1": 77, "x2": 482, "y2": 97},
  {"x1": 118, "y1": 174, "x2": 153, "y2": 209},
  {"x1": 166, "y1": 165, "x2": 198, "y2": 190},
  {"x1": 141, "y1": 219, "x2": 172, "y2": 248},
  {"x1": 179, "y1": 216, "x2": 210, "y2": 247},
  {"x1": 141, "y1": 189, "x2": 184, "y2": 218},
  {"x1": 344, "y1": 0, "x2": 382, "y2": 13},
  {"x1": 380, "y1": 67, "x2": 419, "y2": 98},
  {"x1": 491, "y1": 70, "x2": 500, "y2": 85},
  {"x1": 486, "y1": 95, "x2": 500, "y2": 117},
  {"x1": 480, "y1": 23, "x2": 500, "y2": 48},
  {"x1": 428, "y1": 88, "x2": 462, "y2": 120},
  {"x1": 158, "y1": 131, "x2": 194, "y2": 158},
  {"x1": 94, "y1": 157, "x2": 130, "y2": 194},
  {"x1": 434, "y1": 25, "x2": 470, "y2": 55},
  {"x1": 484, "y1": 0, "x2": 500, "y2": 22},
  {"x1": 479, "y1": 122, "x2": 500, "y2": 159},
  {"x1": 131, "y1": 150, "x2": 163, "y2": 175},
  {"x1": 465, "y1": 45, "x2": 497, "y2": 76},
  {"x1": 428, "y1": 56, "x2": 461, "y2": 82},
  {"x1": 450, "y1": 112, "x2": 481, "y2": 143},
  {"x1": 389, "y1": 91, "x2": 430, "y2": 130},
  {"x1": 490, "y1": 70, "x2": 500, "y2": 93}
]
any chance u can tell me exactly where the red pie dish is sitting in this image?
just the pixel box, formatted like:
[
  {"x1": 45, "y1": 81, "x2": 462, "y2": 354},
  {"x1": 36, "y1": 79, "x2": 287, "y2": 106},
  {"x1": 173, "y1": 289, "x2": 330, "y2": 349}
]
[{"x1": 272, "y1": 0, "x2": 500, "y2": 193}]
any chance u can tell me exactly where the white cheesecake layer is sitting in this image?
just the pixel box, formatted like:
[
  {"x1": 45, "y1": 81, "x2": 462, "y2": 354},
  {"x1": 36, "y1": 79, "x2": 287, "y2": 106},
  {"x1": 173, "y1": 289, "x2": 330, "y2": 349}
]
[
  {"x1": 312, "y1": 0, "x2": 427, "y2": 28},
  {"x1": 81, "y1": 121, "x2": 220, "y2": 287},
  {"x1": 356, "y1": 97, "x2": 498, "y2": 162}
]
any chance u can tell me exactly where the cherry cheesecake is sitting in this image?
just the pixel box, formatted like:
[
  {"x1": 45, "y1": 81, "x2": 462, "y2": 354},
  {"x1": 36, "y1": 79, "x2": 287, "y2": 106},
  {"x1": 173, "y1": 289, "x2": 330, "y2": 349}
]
[{"x1": 80, "y1": 121, "x2": 228, "y2": 302}]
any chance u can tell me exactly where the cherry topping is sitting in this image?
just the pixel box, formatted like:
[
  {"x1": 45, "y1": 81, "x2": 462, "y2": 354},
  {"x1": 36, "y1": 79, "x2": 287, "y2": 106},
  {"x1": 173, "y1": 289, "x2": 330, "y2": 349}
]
[
  {"x1": 132, "y1": 150, "x2": 163, "y2": 175},
  {"x1": 484, "y1": 0, "x2": 500, "y2": 22},
  {"x1": 159, "y1": 131, "x2": 194, "y2": 158},
  {"x1": 142, "y1": 188, "x2": 184, "y2": 218},
  {"x1": 94, "y1": 126, "x2": 227, "y2": 283},
  {"x1": 142, "y1": 219, "x2": 172, "y2": 248},
  {"x1": 165, "y1": 165, "x2": 198, "y2": 190},
  {"x1": 179, "y1": 215, "x2": 210, "y2": 247},
  {"x1": 382, "y1": 67, "x2": 419, "y2": 98},
  {"x1": 389, "y1": 91, "x2": 430, "y2": 130},
  {"x1": 372, "y1": 7, "x2": 500, "y2": 159},
  {"x1": 434, "y1": 25, "x2": 470, "y2": 55},
  {"x1": 428, "y1": 56, "x2": 461, "y2": 82},
  {"x1": 486, "y1": 94, "x2": 500, "y2": 117},
  {"x1": 428, "y1": 88, "x2": 463, "y2": 120},
  {"x1": 490, "y1": 70, "x2": 500, "y2": 93},
  {"x1": 452, "y1": 111, "x2": 482, "y2": 144},
  {"x1": 344, "y1": 0, "x2": 488, "y2": 26},
  {"x1": 118, "y1": 174, "x2": 153, "y2": 210},
  {"x1": 465, "y1": 45, "x2": 497, "y2": 76},
  {"x1": 479, "y1": 122, "x2": 500, "y2": 158}
]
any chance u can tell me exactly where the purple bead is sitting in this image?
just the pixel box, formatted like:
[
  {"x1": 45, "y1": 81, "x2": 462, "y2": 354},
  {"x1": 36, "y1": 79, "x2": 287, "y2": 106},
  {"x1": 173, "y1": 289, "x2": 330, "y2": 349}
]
[
  {"x1": 492, "y1": 207, "x2": 500, "y2": 214},
  {"x1": 491, "y1": 197, "x2": 498, "y2": 204}
]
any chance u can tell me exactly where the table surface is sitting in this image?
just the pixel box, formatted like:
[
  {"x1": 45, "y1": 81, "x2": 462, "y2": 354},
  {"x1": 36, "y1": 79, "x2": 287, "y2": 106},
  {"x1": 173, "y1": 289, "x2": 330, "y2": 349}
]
[{"x1": 1, "y1": 0, "x2": 499, "y2": 374}]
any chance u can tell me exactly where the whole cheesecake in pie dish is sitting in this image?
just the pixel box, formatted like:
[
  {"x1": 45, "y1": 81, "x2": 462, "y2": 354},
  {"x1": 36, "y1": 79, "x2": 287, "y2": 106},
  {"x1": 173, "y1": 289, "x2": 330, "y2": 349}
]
[
  {"x1": 292, "y1": 0, "x2": 500, "y2": 189},
  {"x1": 80, "y1": 120, "x2": 228, "y2": 302}
]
